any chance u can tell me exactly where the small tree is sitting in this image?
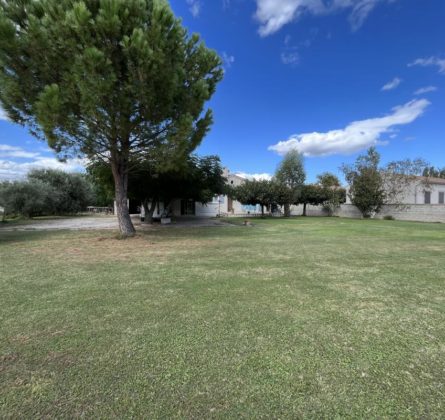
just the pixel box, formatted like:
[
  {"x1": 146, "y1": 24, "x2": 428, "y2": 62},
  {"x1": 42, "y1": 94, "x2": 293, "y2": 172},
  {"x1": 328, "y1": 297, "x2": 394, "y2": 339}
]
[
  {"x1": 0, "y1": 0, "x2": 223, "y2": 236},
  {"x1": 275, "y1": 150, "x2": 305, "y2": 217},
  {"x1": 422, "y1": 166, "x2": 445, "y2": 179},
  {"x1": 232, "y1": 179, "x2": 275, "y2": 217},
  {"x1": 342, "y1": 148, "x2": 428, "y2": 218},
  {"x1": 317, "y1": 172, "x2": 346, "y2": 216},
  {"x1": 298, "y1": 184, "x2": 327, "y2": 216},
  {"x1": 342, "y1": 148, "x2": 385, "y2": 217}
]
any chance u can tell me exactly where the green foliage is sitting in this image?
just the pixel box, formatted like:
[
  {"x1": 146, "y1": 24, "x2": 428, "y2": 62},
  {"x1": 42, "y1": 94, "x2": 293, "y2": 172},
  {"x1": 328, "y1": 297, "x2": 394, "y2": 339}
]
[
  {"x1": 88, "y1": 154, "x2": 226, "y2": 207},
  {"x1": 0, "y1": 169, "x2": 95, "y2": 217},
  {"x1": 343, "y1": 148, "x2": 429, "y2": 218},
  {"x1": 0, "y1": 0, "x2": 223, "y2": 234},
  {"x1": 28, "y1": 169, "x2": 95, "y2": 214},
  {"x1": 274, "y1": 150, "x2": 306, "y2": 216},
  {"x1": 317, "y1": 172, "x2": 340, "y2": 188},
  {"x1": 317, "y1": 172, "x2": 346, "y2": 216},
  {"x1": 383, "y1": 215, "x2": 395, "y2": 220},
  {"x1": 0, "y1": 179, "x2": 55, "y2": 217},
  {"x1": 297, "y1": 184, "x2": 328, "y2": 216},
  {"x1": 231, "y1": 179, "x2": 276, "y2": 215},
  {"x1": 275, "y1": 150, "x2": 306, "y2": 189},
  {"x1": 342, "y1": 147, "x2": 386, "y2": 218},
  {"x1": 422, "y1": 166, "x2": 445, "y2": 179}
]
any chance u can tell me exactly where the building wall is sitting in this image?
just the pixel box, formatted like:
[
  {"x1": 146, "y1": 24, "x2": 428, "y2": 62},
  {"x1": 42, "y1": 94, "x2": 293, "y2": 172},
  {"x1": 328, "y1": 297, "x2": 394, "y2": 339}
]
[
  {"x1": 140, "y1": 196, "x2": 263, "y2": 218},
  {"x1": 346, "y1": 179, "x2": 445, "y2": 205},
  {"x1": 290, "y1": 203, "x2": 445, "y2": 223}
]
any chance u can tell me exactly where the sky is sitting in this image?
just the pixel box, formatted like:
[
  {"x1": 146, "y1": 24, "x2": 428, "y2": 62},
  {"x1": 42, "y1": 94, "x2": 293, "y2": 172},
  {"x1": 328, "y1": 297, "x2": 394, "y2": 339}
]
[{"x1": 1, "y1": 0, "x2": 444, "y2": 183}]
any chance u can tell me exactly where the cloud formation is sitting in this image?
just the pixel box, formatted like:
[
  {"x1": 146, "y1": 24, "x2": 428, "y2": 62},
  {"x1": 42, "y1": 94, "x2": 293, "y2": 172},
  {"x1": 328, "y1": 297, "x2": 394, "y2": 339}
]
[
  {"x1": 255, "y1": 0, "x2": 393, "y2": 37},
  {"x1": 235, "y1": 172, "x2": 272, "y2": 181},
  {"x1": 414, "y1": 86, "x2": 437, "y2": 95},
  {"x1": 0, "y1": 105, "x2": 8, "y2": 121},
  {"x1": 281, "y1": 51, "x2": 300, "y2": 65},
  {"x1": 409, "y1": 56, "x2": 445, "y2": 74},
  {"x1": 186, "y1": 0, "x2": 201, "y2": 17},
  {"x1": 0, "y1": 144, "x2": 86, "y2": 180},
  {"x1": 0, "y1": 145, "x2": 40, "y2": 159},
  {"x1": 268, "y1": 99, "x2": 430, "y2": 157},
  {"x1": 221, "y1": 52, "x2": 235, "y2": 69},
  {"x1": 381, "y1": 77, "x2": 401, "y2": 91}
]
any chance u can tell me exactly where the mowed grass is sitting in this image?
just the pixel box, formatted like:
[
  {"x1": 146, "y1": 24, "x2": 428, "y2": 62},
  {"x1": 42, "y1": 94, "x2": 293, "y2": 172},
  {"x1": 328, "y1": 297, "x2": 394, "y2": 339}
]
[{"x1": 1, "y1": 218, "x2": 444, "y2": 418}]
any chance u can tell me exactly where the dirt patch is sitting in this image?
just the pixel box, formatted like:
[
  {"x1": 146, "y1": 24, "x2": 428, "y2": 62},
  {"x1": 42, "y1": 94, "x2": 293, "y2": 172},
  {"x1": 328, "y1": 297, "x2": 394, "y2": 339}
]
[{"x1": 24, "y1": 233, "x2": 216, "y2": 264}]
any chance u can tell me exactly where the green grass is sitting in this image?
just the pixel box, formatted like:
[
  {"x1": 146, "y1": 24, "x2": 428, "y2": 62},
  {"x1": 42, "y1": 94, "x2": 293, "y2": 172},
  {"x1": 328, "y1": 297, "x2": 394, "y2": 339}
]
[{"x1": 1, "y1": 217, "x2": 444, "y2": 418}]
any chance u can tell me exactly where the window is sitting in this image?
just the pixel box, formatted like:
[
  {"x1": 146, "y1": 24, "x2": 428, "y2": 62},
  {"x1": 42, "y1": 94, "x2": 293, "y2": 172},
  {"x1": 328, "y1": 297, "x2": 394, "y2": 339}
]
[
  {"x1": 424, "y1": 191, "x2": 431, "y2": 204},
  {"x1": 439, "y1": 192, "x2": 445, "y2": 205}
]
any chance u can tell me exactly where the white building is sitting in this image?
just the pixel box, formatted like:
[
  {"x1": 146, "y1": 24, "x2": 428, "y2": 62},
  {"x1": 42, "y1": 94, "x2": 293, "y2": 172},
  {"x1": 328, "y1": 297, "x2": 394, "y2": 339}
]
[
  {"x1": 140, "y1": 169, "x2": 263, "y2": 219},
  {"x1": 296, "y1": 176, "x2": 445, "y2": 222},
  {"x1": 140, "y1": 171, "x2": 445, "y2": 223}
]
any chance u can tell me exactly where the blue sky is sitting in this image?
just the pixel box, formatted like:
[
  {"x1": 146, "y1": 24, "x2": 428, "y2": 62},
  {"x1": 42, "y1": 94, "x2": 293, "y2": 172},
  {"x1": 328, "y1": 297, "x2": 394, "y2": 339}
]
[{"x1": 1, "y1": 0, "x2": 444, "y2": 182}]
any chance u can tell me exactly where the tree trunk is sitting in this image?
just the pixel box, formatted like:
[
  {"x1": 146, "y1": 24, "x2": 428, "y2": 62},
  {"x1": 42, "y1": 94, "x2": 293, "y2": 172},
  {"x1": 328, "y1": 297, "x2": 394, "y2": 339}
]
[
  {"x1": 111, "y1": 161, "x2": 135, "y2": 237},
  {"x1": 303, "y1": 203, "x2": 307, "y2": 216},
  {"x1": 163, "y1": 200, "x2": 172, "y2": 217},
  {"x1": 284, "y1": 203, "x2": 290, "y2": 217},
  {"x1": 261, "y1": 205, "x2": 264, "y2": 217},
  {"x1": 142, "y1": 199, "x2": 156, "y2": 224}
]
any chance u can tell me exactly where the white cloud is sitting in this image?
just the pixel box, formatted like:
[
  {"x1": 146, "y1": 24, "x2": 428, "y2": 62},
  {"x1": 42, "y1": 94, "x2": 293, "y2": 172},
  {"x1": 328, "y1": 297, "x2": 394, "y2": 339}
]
[
  {"x1": 409, "y1": 56, "x2": 445, "y2": 74},
  {"x1": 0, "y1": 105, "x2": 9, "y2": 121},
  {"x1": 268, "y1": 99, "x2": 430, "y2": 157},
  {"x1": 186, "y1": 0, "x2": 201, "y2": 17},
  {"x1": 221, "y1": 52, "x2": 235, "y2": 69},
  {"x1": 255, "y1": 0, "x2": 393, "y2": 37},
  {"x1": 235, "y1": 172, "x2": 272, "y2": 181},
  {"x1": 0, "y1": 145, "x2": 40, "y2": 159},
  {"x1": 381, "y1": 77, "x2": 402, "y2": 91},
  {"x1": 281, "y1": 51, "x2": 300, "y2": 65},
  {"x1": 0, "y1": 143, "x2": 87, "y2": 181},
  {"x1": 414, "y1": 86, "x2": 437, "y2": 95}
]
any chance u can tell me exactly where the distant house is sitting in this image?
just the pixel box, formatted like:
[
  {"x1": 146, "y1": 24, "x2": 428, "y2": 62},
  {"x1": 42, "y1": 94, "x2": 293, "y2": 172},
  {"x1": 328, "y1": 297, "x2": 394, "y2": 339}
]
[
  {"x1": 365, "y1": 176, "x2": 445, "y2": 222},
  {"x1": 345, "y1": 176, "x2": 445, "y2": 206},
  {"x1": 140, "y1": 169, "x2": 263, "y2": 219},
  {"x1": 139, "y1": 171, "x2": 445, "y2": 223}
]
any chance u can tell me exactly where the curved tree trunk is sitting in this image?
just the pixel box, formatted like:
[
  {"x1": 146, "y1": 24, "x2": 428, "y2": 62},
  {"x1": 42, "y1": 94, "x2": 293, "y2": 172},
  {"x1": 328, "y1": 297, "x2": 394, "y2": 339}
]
[
  {"x1": 111, "y1": 160, "x2": 135, "y2": 237},
  {"x1": 142, "y1": 199, "x2": 157, "y2": 224}
]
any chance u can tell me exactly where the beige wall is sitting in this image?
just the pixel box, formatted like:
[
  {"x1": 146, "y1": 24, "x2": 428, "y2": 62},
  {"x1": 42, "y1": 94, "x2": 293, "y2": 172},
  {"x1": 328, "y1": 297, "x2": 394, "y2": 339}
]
[{"x1": 346, "y1": 179, "x2": 445, "y2": 205}]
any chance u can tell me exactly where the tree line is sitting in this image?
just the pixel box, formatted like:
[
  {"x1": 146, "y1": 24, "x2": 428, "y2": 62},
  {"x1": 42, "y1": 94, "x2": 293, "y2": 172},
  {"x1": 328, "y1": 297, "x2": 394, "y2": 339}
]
[
  {"x1": 0, "y1": 1, "x2": 439, "y2": 229},
  {"x1": 0, "y1": 169, "x2": 95, "y2": 219},
  {"x1": 230, "y1": 150, "x2": 346, "y2": 217}
]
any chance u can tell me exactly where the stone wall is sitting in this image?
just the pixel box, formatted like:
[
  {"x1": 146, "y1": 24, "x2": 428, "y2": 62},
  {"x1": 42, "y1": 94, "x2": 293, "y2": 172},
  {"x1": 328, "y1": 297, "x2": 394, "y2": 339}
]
[
  {"x1": 291, "y1": 203, "x2": 445, "y2": 223},
  {"x1": 372, "y1": 205, "x2": 445, "y2": 223}
]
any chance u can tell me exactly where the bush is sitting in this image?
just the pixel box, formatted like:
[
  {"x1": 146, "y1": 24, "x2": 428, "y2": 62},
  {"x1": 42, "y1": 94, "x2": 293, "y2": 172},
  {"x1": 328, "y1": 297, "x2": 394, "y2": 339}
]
[
  {"x1": 0, "y1": 170, "x2": 96, "y2": 218},
  {"x1": 28, "y1": 169, "x2": 95, "y2": 214},
  {"x1": 0, "y1": 179, "x2": 55, "y2": 217},
  {"x1": 383, "y1": 215, "x2": 395, "y2": 220}
]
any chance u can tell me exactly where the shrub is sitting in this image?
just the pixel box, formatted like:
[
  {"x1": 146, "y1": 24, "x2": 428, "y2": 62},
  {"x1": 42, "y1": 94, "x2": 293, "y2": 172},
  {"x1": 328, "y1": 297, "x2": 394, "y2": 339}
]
[{"x1": 0, "y1": 170, "x2": 96, "y2": 218}]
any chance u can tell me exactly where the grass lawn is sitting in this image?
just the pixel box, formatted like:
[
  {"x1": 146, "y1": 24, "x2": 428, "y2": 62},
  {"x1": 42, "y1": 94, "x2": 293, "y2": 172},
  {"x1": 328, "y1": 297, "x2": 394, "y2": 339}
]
[{"x1": 1, "y1": 217, "x2": 444, "y2": 418}]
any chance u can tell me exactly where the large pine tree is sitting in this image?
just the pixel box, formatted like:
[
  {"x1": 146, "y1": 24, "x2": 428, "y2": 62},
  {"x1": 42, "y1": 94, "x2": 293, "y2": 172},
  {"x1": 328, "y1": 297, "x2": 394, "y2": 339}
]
[{"x1": 0, "y1": 0, "x2": 223, "y2": 235}]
